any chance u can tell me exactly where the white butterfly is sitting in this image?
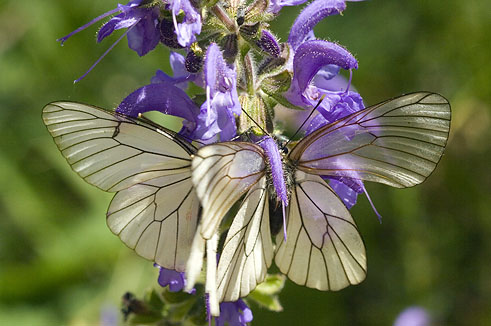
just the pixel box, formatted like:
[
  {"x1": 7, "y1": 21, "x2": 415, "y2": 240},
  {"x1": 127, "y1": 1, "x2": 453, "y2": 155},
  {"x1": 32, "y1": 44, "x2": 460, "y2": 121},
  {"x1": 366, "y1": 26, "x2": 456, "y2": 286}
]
[
  {"x1": 42, "y1": 92, "x2": 451, "y2": 317},
  {"x1": 185, "y1": 92, "x2": 451, "y2": 315},
  {"x1": 42, "y1": 101, "x2": 200, "y2": 272}
]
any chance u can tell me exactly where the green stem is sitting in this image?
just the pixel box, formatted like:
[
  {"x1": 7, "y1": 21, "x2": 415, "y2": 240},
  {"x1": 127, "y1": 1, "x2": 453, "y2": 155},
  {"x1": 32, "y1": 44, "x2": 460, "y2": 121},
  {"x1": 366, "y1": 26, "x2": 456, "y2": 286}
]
[
  {"x1": 210, "y1": 5, "x2": 236, "y2": 33},
  {"x1": 243, "y1": 53, "x2": 256, "y2": 95}
]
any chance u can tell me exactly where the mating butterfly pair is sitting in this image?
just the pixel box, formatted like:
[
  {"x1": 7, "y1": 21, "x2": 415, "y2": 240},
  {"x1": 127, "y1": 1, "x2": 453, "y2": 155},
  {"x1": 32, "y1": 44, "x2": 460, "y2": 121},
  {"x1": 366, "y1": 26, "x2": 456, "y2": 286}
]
[{"x1": 42, "y1": 92, "x2": 450, "y2": 314}]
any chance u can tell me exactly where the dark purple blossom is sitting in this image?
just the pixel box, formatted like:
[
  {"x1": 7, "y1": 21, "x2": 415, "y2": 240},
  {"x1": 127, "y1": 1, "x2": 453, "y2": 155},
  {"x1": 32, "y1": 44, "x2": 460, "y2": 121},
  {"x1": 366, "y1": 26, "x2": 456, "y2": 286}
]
[
  {"x1": 257, "y1": 30, "x2": 281, "y2": 57},
  {"x1": 193, "y1": 43, "x2": 241, "y2": 142},
  {"x1": 169, "y1": 0, "x2": 202, "y2": 47},
  {"x1": 215, "y1": 299, "x2": 253, "y2": 326},
  {"x1": 155, "y1": 264, "x2": 186, "y2": 292}
]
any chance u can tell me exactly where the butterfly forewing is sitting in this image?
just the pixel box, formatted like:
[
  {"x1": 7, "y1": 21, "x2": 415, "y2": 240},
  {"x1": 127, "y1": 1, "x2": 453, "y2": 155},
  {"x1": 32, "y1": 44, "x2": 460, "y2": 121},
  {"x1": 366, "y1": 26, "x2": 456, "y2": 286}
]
[
  {"x1": 216, "y1": 177, "x2": 274, "y2": 302},
  {"x1": 275, "y1": 171, "x2": 366, "y2": 290},
  {"x1": 290, "y1": 92, "x2": 451, "y2": 188},
  {"x1": 42, "y1": 101, "x2": 199, "y2": 271},
  {"x1": 191, "y1": 142, "x2": 266, "y2": 239}
]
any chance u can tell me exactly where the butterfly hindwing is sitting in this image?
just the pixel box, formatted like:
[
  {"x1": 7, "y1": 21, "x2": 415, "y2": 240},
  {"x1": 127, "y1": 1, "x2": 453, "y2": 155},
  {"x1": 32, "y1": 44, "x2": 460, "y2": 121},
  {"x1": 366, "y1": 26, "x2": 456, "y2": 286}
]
[
  {"x1": 275, "y1": 171, "x2": 366, "y2": 290},
  {"x1": 290, "y1": 92, "x2": 451, "y2": 188},
  {"x1": 191, "y1": 142, "x2": 266, "y2": 239},
  {"x1": 217, "y1": 177, "x2": 274, "y2": 302},
  {"x1": 42, "y1": 101, "x2": 199, "y2": 271}
]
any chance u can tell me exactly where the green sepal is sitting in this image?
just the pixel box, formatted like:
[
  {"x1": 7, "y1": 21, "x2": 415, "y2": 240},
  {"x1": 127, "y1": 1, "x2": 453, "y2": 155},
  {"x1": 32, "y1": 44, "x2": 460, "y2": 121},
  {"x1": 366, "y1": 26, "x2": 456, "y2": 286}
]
[
  {"x1": 239, "y1": 94, "x2": 271, "y2": 135},
  {"x1": 260, "y1": 70, "x2": 292, "y2": 94},
  {"x1": 162, "y1": 288, "x2": 195, "y2": 304},
  {"x1": 244, "y1": 0, "x2": 274, "y2": 24}
]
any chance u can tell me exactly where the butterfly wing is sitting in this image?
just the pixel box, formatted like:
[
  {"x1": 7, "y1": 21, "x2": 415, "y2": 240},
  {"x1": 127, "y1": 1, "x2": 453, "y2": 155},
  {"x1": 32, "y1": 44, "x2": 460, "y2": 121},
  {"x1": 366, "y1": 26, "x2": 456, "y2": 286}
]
[
  {"x1": 289, "y1": 92, "x2": 451, "y2": 188},
  {"x1": 275, "y1": 170, "x2": 366, "y2": 290},
  {"x1": 42, "y1": 101, "x2": 199, "y2": 271},
  {"x1": 191, "y1": 142, "x2": 266, "y2": 239},
  {"x1": 217, "y1": 177, "x2": 274, "y2": 302}
]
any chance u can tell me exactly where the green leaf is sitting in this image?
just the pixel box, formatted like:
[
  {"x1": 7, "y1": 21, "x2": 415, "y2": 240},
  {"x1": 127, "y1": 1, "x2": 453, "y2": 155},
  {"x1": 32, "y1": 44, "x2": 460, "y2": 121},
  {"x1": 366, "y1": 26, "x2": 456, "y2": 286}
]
[
  {"x1": 254, "y1": 274, "x2": 286, "y2": 295},
  {"x1": 247, "y1": 274, "x2": 285, "y2": 312}
]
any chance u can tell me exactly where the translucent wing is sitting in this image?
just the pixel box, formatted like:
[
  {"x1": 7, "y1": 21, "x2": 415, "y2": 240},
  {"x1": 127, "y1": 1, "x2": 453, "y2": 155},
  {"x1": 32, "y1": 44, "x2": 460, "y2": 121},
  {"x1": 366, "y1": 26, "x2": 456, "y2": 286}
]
[
  {"x1": 275, "y1": 171, "x2": 366, "y2": 290},
  {"x1": 191, "y1": 142, "x2": 266, "y2": 239},
  {"x1": 289, "y1": 92, "x2": 451, "y2": 188},
  {"x1": 42, "y1": 101, "x2": 199, "y2": 271},
  {"x1": 217, "y1": 177, "x2": 274, "y2": 302}
]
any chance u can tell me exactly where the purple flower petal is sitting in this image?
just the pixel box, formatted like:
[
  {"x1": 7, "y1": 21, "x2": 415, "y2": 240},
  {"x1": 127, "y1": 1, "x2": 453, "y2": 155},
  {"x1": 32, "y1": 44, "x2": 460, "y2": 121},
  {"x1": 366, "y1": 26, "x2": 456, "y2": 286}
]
[
  {"x1": 215, "y1": 299, "x2": 253, "y2": 326},
  {"x1": 155, "y1": 264, "x2": 186, "y2": 292},
  {"x1": 293, "y1": 40, "x2": 358, "y2": 94},
  {"x1": 170, "y1": 0, "x2": 202, "y2": 47},
  {"x1": 304, "y1": 89, "x2": 364, "y2": 135},
  {"x1": 97, "y1": 1, "x2": 146, "y2": 43},
  {"x1": 269, "y1": 0, "x2": 309, "y2": 14},
  {"x1": 151, "y1": 52, "x2": 195, "y2": 89},
  {"x1": 312, "y1": 65, "x2": 342, "y2": 89},
  {"x1": 126, "y1": 9, "x2": 160, "y2": 56},
  {"x1": 328, "y1": 178, "x2": 359, "y2": 209},
  {"x1": 116, "y1": 81, "x2": 200, "y2": 137},
  {"x1": 194, "y1": 43, "x2": 240, "y2": 142},
  {"x1": 288, "y1": 0, "x2": 347, "y2": 50}
]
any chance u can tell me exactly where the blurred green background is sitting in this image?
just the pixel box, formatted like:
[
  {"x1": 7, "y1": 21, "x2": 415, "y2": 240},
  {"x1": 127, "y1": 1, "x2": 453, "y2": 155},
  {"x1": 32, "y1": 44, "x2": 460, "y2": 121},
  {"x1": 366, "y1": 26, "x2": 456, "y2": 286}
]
[{"x1": 0, "y1": 0, "x2": 490, "y2": 325}]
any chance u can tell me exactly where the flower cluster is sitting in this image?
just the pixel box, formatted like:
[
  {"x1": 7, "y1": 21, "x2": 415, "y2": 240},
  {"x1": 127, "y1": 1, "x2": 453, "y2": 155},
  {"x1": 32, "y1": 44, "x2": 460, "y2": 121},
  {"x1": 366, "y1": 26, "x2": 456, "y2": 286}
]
[{"x1": 61, "y1": 0, "x2": 370, "y2": 324}]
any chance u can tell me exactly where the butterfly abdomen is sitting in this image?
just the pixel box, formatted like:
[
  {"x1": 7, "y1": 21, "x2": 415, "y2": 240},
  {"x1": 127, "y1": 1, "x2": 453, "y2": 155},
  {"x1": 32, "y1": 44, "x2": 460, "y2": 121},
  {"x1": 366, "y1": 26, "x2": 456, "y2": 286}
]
[{"x1": 259, "y1": 137, "x2": 289, "y2": 207}]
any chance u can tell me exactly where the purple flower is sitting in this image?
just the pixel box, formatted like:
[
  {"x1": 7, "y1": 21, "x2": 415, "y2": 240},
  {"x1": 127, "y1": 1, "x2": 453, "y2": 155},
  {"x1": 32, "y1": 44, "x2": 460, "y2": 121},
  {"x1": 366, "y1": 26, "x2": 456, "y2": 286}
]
[
  {"x1": 288, "y1": 40, "x2": 358, "y2": 104},
  {"x1": 256, "y1": 30, "x2": 281, "y2": 57},
  {"x1": 215, "y1": 300, "x2": 253, "y2": 326},
  {"x1": 329, "y1": 178, "x2": 361, "y2": 209},
  {"x1": 394, "y1": 307, "x2": 431, "y2": 326},
  {"x1": 268, "y1": 0, "x2": 309, "y2": 14},
  {"x1": 57, "y1": 0, "x2": 161, "y2": 82},
  {"x1": 97, "y1": 1, "x2": 160, "y2": 56},
  {"x1": 116, "y1": 81, "x2": 201, "y2": 140},
  {"x1": 193, "y1": 43, "x2": 241, "y2": 142},
  {"x1": 304, "y1": 89, "x2": 365, "y2": 135},
  {"x1": 288, "y1": 0, "x2": 347, "y2": 50},
  {"x1": 151, "y1": 52, "x2": 196, "y2": 89},
  {"x1": 169, "y1": 0, "x2": 202, "y2": 47},
  {"x1": 155, "y1": 264, "x2": 186, "y2": 292},
  {"x1": 59, "y1": 0, "x2": 160, "y2": 56}
]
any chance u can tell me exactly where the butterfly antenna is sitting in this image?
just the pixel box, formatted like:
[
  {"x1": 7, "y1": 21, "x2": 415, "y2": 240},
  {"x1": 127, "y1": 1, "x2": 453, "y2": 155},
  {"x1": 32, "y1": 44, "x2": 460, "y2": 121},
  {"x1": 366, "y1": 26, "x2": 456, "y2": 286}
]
[
  {"x1": 281, "y1": 95, "x2": 325, "y2": 151},
  {"x1": 241, "y1": 108, "x2": 269, "y2": 136}
]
